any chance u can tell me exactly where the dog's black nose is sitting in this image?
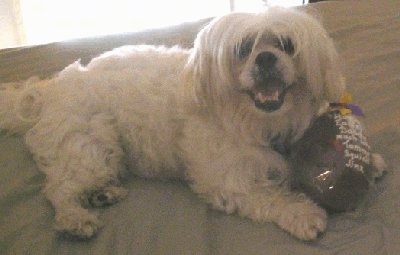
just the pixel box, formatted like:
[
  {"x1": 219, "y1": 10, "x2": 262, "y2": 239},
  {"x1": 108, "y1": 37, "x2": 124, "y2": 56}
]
[{"x1": 255, "y1": 52, "x2": 277, "y2": 69}]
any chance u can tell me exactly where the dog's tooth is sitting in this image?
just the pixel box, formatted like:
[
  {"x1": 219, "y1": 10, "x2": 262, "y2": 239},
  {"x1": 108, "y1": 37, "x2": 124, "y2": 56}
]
[
  {"x1": 273, "y1": 90, "x2": 279, "y2": 101},
  {"x1": 255, "y1": 90, "x2": 280, "y2": 103},
  {"x1": 256, "y1": 92, "x2": 268, "y2": 103}
]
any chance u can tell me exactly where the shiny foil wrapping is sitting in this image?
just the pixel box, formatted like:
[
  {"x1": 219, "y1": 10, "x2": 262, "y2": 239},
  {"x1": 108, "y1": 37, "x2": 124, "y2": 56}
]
[{"x1": 291, "y1": 111, "x2": 371, "y2": 212}]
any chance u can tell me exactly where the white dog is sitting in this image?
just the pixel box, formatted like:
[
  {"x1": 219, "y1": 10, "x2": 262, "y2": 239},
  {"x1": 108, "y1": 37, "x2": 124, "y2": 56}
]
[{"x1": 1, "y1": 8, "x2": 355, "y2": 240}]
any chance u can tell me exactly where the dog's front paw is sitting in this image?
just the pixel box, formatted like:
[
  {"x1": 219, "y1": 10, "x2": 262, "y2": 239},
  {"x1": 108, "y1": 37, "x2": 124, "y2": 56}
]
[
  {"x1": 54, "y1": 209, "x2": 102, "y2": 238},
  {"x1": 276, "y1": 200, "x2": 327, "y2": 241}
]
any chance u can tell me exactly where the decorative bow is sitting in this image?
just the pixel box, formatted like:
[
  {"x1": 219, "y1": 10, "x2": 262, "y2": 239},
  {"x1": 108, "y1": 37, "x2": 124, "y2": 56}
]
[{"x1": 329, "y1": 92, "x2": 365, "y2": 117}]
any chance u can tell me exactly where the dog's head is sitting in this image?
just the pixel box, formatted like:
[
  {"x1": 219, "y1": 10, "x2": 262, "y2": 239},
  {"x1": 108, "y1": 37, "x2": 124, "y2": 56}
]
[{"x1": 185, "y1": 7, "x2": 345, "y2": 117}]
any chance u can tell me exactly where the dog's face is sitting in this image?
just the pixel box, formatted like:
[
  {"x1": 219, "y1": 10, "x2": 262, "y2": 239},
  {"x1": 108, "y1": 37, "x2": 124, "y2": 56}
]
[
  {"x1": 185, "y1": 7, "x2": 345, "y2": 118},
  {"x1": 237, "y1": 32, "x2": 296, "y2": 112}
]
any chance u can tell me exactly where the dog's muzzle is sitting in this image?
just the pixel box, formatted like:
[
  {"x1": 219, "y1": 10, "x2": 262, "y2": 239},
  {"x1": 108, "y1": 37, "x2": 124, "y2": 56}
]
[{"x1": 248, "y1": 52, "x2": 289, "y2": 112}]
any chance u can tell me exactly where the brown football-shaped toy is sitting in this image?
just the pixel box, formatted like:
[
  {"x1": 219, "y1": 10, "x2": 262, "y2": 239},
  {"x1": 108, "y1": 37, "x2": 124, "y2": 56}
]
[{"x1": 290, "y1": 111, "x2": 372, "y2": 212}]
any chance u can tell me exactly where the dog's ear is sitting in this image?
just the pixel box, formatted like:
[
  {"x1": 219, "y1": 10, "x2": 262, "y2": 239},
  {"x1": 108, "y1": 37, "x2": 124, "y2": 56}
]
[
  {"x1": 299, "y1": 16, "x2": 346, "y2": 103},
  {"x1": 182, "y1": 33, "x2": 216, "y2": 112},
  {"x1": 182, "y1": 34, "x2": 225, "y2": 113},
  {"x1": 182, "y1": 15, "x2": 242, "y2": 113},
  {"x1": 320, "y1": 42, "x2": 346, "y2": 102}
]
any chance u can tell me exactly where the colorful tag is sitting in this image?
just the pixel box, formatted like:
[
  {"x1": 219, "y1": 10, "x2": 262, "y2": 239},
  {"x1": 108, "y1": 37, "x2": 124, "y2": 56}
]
[{"x1": 329, "y1": 92, "x2": 365, "y2": 117}]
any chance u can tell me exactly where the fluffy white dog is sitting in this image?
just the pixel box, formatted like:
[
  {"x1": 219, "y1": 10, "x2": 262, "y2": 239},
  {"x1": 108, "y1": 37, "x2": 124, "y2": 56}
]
[{"x1": 1, "y1": 8, "x2": 350, "y2": 240}]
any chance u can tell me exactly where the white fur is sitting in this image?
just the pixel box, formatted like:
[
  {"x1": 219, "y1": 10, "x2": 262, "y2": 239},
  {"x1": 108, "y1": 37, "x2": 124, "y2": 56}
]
[{"x1": 0, "y1": 8, "x2": 346, "y2": 240}]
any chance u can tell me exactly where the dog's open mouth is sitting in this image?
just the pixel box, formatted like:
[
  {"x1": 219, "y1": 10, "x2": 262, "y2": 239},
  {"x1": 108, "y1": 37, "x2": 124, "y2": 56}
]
[{"x1": 248, "y1": 79, "x2": 288, "y2": 112}]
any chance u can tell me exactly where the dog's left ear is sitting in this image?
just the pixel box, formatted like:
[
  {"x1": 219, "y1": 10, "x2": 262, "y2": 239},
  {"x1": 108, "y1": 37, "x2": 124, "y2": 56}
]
[
  {"x1": 300, "y1": 22, "x2": 346, "y2": 103},
  {"x1": 321, "y1": 43, "x2": 346, "y2": 102}
]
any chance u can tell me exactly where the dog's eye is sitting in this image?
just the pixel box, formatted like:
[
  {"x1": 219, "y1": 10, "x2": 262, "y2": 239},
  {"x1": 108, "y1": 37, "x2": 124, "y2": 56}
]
[
  {"x1": 281, "y1": 37, "x2": 295, "y2": 55},
  {"x1": 238, "y1": 37, "x2": 254, "y2": 59}
]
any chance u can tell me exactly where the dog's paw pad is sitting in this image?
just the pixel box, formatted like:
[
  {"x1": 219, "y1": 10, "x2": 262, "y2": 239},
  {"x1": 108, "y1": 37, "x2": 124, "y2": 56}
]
[
  {"x1": 89, "y1": 186, "x2": 128, "y2": 207},
  {"x1": 277, "y1": 202, "x2": 327, "y2": 241},
  {"x1": 55, "y1": 210, "x2": 102, "y2": 238}
]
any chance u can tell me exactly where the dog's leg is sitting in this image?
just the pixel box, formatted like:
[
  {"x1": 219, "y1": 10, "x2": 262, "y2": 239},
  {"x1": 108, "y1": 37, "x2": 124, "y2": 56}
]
[
  {"x1": 233, "y1": 186, "x2": 327, "y2": 241},
  {"x1": 44, "y1": 180, "x2": 103, "y2": 238},
  {"x1": 25, "y1": 113, "x2": 125, "y2": 238},
  {"x1": 185, "y1": 139, "x2": 326, "y2": 241}
]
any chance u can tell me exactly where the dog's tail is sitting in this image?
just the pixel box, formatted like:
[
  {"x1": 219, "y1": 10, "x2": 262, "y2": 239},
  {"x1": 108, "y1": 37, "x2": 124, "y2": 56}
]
[{"x1": 0, "y1": 77, "x2": 46, "y2": 134}]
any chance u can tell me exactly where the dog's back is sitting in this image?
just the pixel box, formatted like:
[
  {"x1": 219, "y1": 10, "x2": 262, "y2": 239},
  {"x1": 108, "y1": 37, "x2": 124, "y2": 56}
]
[{"x1": 0, "y1": 45, "x2": 190, "y2": 178}]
